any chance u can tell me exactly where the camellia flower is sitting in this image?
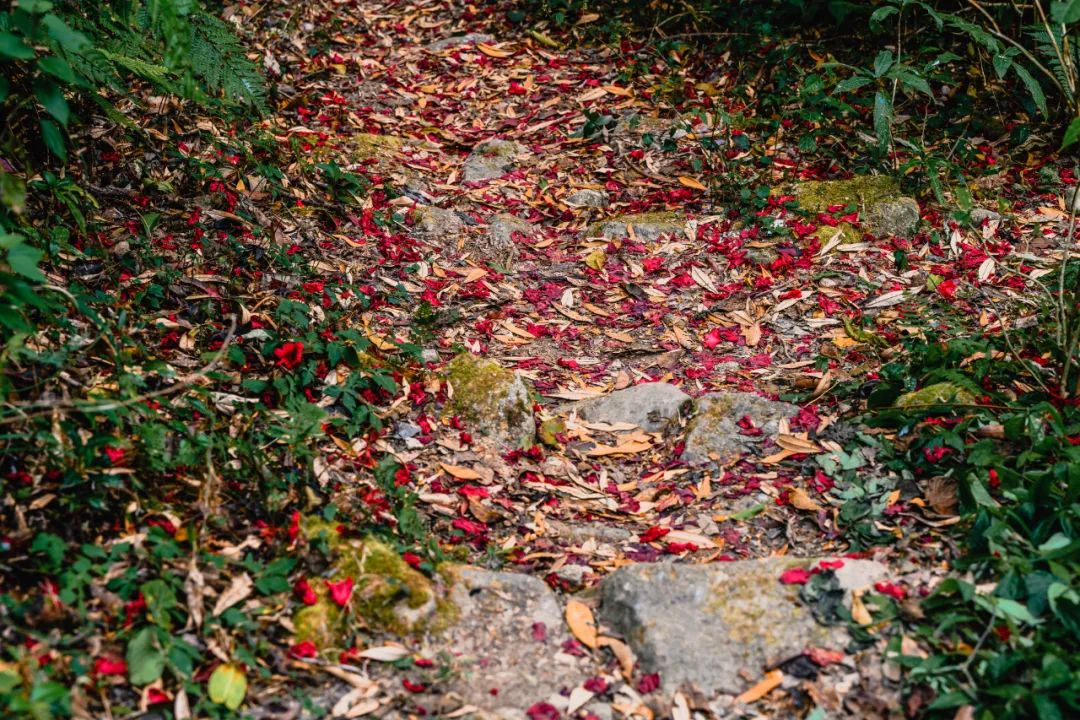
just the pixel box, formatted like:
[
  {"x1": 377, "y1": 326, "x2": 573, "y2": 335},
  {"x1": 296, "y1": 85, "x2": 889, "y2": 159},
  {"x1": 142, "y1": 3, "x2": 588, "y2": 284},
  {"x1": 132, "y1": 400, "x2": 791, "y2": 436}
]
[
  {"x1": 274, "y1": 341, "x2": 304, "y2": 370},
  {"x1": 779, "y1": 567, "x2": 814, "y2": 585},
  {"x1": 293, "y1": 578, "x2": 317, "y2": 605},
  {"x1": 326, "y1": 577, "x2": 354, "y2": 607},
  {"x1": 289, "y1": 640, "x2": 318, "y2": 659},
  {"x1": 93, "y1": 656, "x2": 128, "y2": 676}
]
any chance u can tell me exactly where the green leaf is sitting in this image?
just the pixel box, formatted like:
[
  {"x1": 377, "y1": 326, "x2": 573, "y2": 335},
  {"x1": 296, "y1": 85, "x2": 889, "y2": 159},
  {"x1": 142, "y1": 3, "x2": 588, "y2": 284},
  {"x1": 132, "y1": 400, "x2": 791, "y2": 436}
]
[
  {"x1": 1012, "y1": 64, "x2": 1048, "y2": 116},
  {"x1": 126, "y1": 627, "x2": 165, "y2": 685},
  {"x1": 1, "y1": 172, "x2": 26, "y2": 214},
  {"x1": 869, "y1": 6, "x2": 899, "y2": 28},
  {"x1": 7, "y1": 240, "x2": 45, "y2": 282},
  {"x1": 835, "y1": 75, "x2": 872, "y2": 94},
  {"x1": 873, "y1": 50, "x2": 894, "y2": 78},
  {"x1": 873, "y1": 91, "x2": 892, "y2": 150},
  {"x1": 1061, "y1": 117, "x2": 1080, "y2": 150},
  {"x1": 34, "y1": 78, "x2": 69, "y2": 126},
  {"x1": 1052, "y1": 0, "x2": 1080, "y2": 24},
  {"x1": 38, "y1": 55, "x2": 75, "y2": 83},
  {"x1": 39, "y1": 119, "x2": 66, "y2": 162},
  {"x1": 992, "y1": 53, "x2": 1012, "y2": 80},
  {"x1": 41, "y1": 14, "x2": 90, "y2": 52},
  {"x1": 208, "y1": 663, "x2": 247, "y2": 710},
  {"x1": 0, "y1": 31, "x2": 35, "y2": 61}
]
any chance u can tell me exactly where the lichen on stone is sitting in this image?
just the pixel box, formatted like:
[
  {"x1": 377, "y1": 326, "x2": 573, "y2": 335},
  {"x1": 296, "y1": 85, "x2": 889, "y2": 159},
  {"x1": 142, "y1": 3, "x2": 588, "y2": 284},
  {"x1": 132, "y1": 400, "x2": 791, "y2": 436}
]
[
  {"x1": 292, "y1": 519, "x2": 437, "y2": 648},
  {"x1": 895, "y1": 382, "x2": 977, "y2": 408},
  {"x1": 587, "y1": 211, "x2": 685, "y2": 240},
  {"x1": 793, "y1": 175, "x2": 900, "y2": 213},
  {"x1": 444, "y1": 353, "x2": 535, "y2": 448},
  {"x1": 348, "y1": 133, "x2": 404, "y2": 162}
]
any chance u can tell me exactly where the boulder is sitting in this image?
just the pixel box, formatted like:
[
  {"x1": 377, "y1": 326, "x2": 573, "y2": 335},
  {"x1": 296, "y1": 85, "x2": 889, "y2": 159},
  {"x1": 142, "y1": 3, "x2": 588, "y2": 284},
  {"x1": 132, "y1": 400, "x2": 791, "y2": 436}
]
[
  {"x1": 481, "y1": 212, "x2": 534, "y2": 266},
  {"x1": 463, "y1": 139, "x2": 524, "y2": 182},
  {"x1": 425, "y1": 33, "x2": 495, "y2": 52},
  {"x1": 571, "y1": 382, "x2": 690, "y2": 433},
  {"x1": 566, "y1": 189, "x2": 610, "y2": 208},
  {"x1": 587, "y1": 212, "x2": 686, "y2": 241},
  {"x1": 970, "y1": 207, "x2": 1003, "y2": 226},
  {"x1": 425, "y1": 567, "x2": 588, "y2": 717},
  {"x1": 794, "y1": 176, "x2": 919, "y2": 239},
  {"x1": 444, "y1": 353, "x2": 535, "y2": 448},
  {"x1": 682, "y1": 391, "x2": 796, "y2": 465},
  {"x1": 412, "y1": 205, "x2": 465, "y2": 242},
  {"x1": 598, "y1": 558, "x2": 857, "y2": 696},
  {"x1": 292, "y1": 522, "x2": 440, "y2": 649}
]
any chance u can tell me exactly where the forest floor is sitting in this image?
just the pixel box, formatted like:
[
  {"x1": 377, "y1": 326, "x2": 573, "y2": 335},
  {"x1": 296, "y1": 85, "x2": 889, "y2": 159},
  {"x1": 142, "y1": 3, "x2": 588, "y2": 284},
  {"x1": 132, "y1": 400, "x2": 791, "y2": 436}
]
[{"x1": 5, "y1": 1, "x2": 1075, "y2": 719}]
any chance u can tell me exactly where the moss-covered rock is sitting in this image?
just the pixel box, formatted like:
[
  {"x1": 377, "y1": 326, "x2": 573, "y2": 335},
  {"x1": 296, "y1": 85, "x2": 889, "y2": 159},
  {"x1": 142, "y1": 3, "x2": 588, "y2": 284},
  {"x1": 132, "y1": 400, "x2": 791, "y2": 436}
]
[
  {"x1": 794, "y1": 175, "x2": 919, "y2": 240},
  {"x1": 444, "y1": 353, "x2": 535, "y2": 448},
  {"x1": 292, "y1": 521, "x2": 438, "y2": 648},
  {"x1": 462, "y1": 139, "x2": 524, "y2": 182},
  {"x1": 587, "y1": 211, "x2": 685, "y2": 241},
  {"x1": 895, "y1": 382, "x2": 978, "y2": 409},
  {"x1": 348, "y1": 133, "x2": 404, "y2": 162},
  {"x1": 682, "y1": 391, "x2": 796, "y2": 465}
]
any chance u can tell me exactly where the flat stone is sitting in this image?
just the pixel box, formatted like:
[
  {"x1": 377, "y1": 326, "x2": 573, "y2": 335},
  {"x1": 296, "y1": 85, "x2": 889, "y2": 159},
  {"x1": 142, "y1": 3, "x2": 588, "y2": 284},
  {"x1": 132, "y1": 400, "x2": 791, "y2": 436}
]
[
  {"x1": 425, "y1": 33, "x2": 494, "y2": 52},
  {"x1": 412, "y1": 205, "x2": 465, "y2": 242},
  {"x1": 682, "y1": 391, "x2": 796, "y2": 465},
  {"x1": 566, "y1": 189, "x2": 610, "y2": 208},
  {"x1": 479, "y1": 213, "x2": 533, "y2": 266},
  {"x1": 598, "y1": 558, "x2": 849, "y2": 696},
  {"x1": 970, "y1": 207, "x2": 1003, "y2": 225},
  {"x1": 444, "y1": 353, "x2": 535, "y2": 449},
  {"x1": 571, "y1": 382, "x2": 691, "y2": 433},
  {"x1": 463, "y1": 139, "x2": 524, "y2": 182},
  {"x1": 588, "y1": 212, "x2": 685, "y2": 242},
  {"x1": 428, "y1": 567, "x2": 588, "y2": 716},
  {"x1": 863, "y1": 197, "x2": 920, "y2": 237}
]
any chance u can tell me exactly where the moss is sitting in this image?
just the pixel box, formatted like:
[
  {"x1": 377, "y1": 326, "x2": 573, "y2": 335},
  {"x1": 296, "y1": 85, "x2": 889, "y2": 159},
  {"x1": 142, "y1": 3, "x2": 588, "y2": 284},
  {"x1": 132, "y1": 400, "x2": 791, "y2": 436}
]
[
  {"x1": 349, "y1": 133, "x2": 403, "y2": 161},
  {"x1": 896, "y1": 382, "x2": 978, "y2": 408},
  {"x1": 587, "y1": 211, "x2": 684, "y2": 237},
  {"x1": 291, "y1": 520, "x2": 436, "y2": 648},
  {"x1": 704, "y1": 559, "x2": 816, "y2": 648},
  {"x1": 793, "y1": 175, "x2": 900, "y2": 213},
  {"x1": 443, "y1": 353, "x2": 533, "y2": 444}
]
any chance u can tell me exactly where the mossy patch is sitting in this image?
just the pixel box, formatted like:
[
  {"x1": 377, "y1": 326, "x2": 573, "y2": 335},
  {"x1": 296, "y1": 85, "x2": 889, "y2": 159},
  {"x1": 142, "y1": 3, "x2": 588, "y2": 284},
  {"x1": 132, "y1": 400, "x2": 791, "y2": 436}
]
[
  {"x1": 587, "y1": 211, "x2": 685, "y2": 239},
  {"x1": 292, "y1": 519, "x2": 437, "y2": 648},
  {"x1": 793, "y1": 175, "x2": 900, "y2": 213},
  {"x1": 349, "y1": 133, "x2": 404, "y2": 162},
  {"x1": 444, "y1": 353, "x2": 534, "y2": 446},
  {"x1": 895, "y1": 382, "x2": 978, "y2": 408}
]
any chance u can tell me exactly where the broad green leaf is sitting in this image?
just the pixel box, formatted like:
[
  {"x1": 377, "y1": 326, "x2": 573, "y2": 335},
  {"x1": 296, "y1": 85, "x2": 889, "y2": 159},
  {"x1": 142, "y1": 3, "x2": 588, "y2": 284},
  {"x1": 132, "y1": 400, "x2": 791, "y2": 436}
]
[
  {"x1": 38, "y1": 55, "x2": 75, "y2": 83},
  {"x1": 0, "y1": 31, "x2": 35, "y2": 61},
  {"x1": 126, "y1": 627, "x2": 165, "y2": 685},
  {"x1": 835, "y1": 76, "x2": 872, "y2": 93},
  {"x1": 1061, "y1": 117, "x2": 1080, "y2": 150},
  {"x1": 873, "y1": 91, "x2": 892, "y2": 150},
  {"x1": 873, "y1": 50, "x2": 894, "y2": 78},
  {"x1": 34, "y1": 78, "x2": 69, "y2": 126},
  {"x1": 7, "y1": 241, "x2": 45, "y2": 282},
  {"x1": 1051, "y1": 0, "x2": 1080, "y2": 24},
  {"x1": 208, "y1": 664, "x2": 247, "y2": 710},
  {"x1": 992, "y1": 53, "x2": 1012, "y2": 80},
  {"x1": 41, "y1": 14, "x2": 90, "y2": 52},
  {"x1": 869, "y1": 6, "x2": 898, "y2": 28},
  {"x1": 39, "y1": 119, "x2": 66, "y2": 162},
  {"x1": 994, "y1": 597, "x2": 1041, "y2": 625},
  {"x1": 1, "y1": 172, "x2": 26, "y2": 214},
  {"x1": 1012, "y1": 64, "x2": 1048, "y2": 116}
]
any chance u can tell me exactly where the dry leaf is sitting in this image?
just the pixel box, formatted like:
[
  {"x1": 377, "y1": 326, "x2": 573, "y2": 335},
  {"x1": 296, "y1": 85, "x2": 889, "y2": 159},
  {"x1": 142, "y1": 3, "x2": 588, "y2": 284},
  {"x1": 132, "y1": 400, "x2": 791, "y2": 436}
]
[
  {"x1": 735, "y1": 669, "x2": 783, "y2": 704},
  {"x1": 678, "y1": 176, "x2": 707, "y2": 191},
  {"x1": 212, "y1": 573, "x2": 252, "y2": 616},
  {"x1": 440, "y1": 463, "x2": 481, "y2": 480},
  {"x1": 565, "y1": 600, "x2": 598, "y2": 648}
]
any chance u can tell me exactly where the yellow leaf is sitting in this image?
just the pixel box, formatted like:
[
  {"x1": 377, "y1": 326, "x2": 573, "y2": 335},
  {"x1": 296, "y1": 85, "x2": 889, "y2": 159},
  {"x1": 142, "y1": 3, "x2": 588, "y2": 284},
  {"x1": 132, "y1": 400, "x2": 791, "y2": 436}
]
[
  {"x1": 678, "y1": 176, "x2": 707, "y2": 191},
  {"x1": 584, "y1": 249, "x2": 606, "y2": 270},
  {"x1": 788, "y1": 486, "x2": 823, "y2": 512},
  {"x1": 565, "y1": 600, "x2": 598, "y2": 648}
]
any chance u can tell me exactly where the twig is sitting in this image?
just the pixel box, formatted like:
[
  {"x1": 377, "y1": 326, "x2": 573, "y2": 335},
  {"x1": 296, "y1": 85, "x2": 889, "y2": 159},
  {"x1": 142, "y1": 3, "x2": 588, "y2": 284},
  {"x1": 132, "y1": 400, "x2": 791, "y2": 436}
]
[{"x1": 0, "y1": 315, "x2": 237, "y2": 425}]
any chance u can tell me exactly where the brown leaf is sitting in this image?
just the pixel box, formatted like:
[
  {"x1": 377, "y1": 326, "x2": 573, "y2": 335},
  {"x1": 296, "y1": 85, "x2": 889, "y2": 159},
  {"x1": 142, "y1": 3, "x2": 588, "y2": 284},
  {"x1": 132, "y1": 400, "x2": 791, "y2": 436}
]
[
  {"x1": 440, "y1": 463, "x2": 481, "y2": 480},
  {"x1": 597, "y1": 635, "x2": 634, "y2": 678},
  {"x1": 788, "y1": 486, "x2": 823, "y2": 512},
  {"x1": 678, "y1": 176, "x2": 707, "y2": 191},
  {"x1": 735, "y1": 669, "x2": 783, "y2": 704},
  {"x1": 565, "y1": 600, "x2": 598, "y2": 648}
]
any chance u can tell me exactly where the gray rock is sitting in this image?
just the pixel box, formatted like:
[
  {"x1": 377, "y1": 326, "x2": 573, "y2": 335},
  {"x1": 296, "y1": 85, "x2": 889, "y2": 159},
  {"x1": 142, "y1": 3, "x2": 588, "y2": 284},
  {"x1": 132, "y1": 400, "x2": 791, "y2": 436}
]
[
  {"x1": 463, "y1": 139, "x2": 524, "y2": 182},
  {"x1": 833, "y1": 559, "x2": 890, "y2": 597},
  {"x1": 588, "y1": 212, "x2": 685, "y2": 242},
  {"x1": 682, "y1": 391, "x2": 796, "y2": 465},
  {"x1": 413, "y1": 205, "x2": 465, "y2": 241},
  {"x1": 572, "y1": 382, "x2": 691, "y2": 433},
  {"x1": 480, "y1": 213, "x2": 533, "y2": 266},
  {"x1": 566, "y1": 189, "x2": 610, "y2": 208},
  {"x1": 864, "y1": 197, "x2": 920, "y2": 237},
  {"x1": 444, "y1": 353, "x2": 535, "y2": 449},
  {"x1": 429, "y1": 567, "x2": 587, "y2": 716},
  {"x1": 598, "y1": 558, "x2": 849, "y2": 696},
  {"x1": 970, "y1": 207, "x2": 1003, "y2": 225},
  {"x1": 425, "y1": 33, "x2": 494, "y2": 52}
]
